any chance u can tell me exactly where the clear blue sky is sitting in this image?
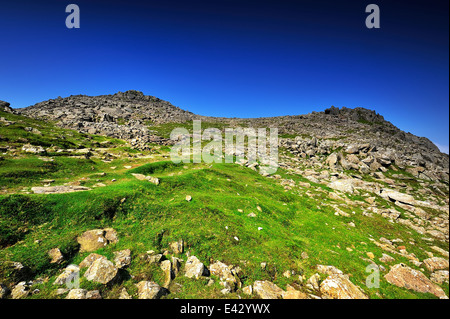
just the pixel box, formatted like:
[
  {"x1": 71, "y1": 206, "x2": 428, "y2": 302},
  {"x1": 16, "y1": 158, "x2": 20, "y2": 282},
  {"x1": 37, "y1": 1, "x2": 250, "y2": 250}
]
[{"x1": 0, "y1": 0, "x2": 448, "y2": 153}]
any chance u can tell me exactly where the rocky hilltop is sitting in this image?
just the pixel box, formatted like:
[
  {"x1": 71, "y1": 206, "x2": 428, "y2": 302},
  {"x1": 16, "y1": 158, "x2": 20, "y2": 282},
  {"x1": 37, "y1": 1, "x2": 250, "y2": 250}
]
[{"x1": 16, "y1": 90, "x2": 449, "y2": 184}]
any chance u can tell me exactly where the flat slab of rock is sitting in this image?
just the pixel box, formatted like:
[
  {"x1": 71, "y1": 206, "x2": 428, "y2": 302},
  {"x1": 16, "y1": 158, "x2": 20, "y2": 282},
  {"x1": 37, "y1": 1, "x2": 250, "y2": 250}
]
[
  {"x1": 384, "y1": 263, "x2": 448, "y2": 299},
  {"x1": 380, "y1": 189, "x2": 416, "y2": 206},
  {"x1": 320, "y1": 274, "x2": 368, "y2": 299},
  {"x1": 31, "y1": 186, "x2": 90, "y2": 194}
]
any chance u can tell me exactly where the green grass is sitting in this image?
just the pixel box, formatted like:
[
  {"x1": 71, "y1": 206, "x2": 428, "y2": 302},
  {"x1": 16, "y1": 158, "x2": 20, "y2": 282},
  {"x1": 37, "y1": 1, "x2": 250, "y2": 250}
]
[
  {"x1": 0, "y1": 113, "x2": 448, "y2": 299},
  {"x1": 1, "y1": 159, "x2": 447, "y2": 299}
]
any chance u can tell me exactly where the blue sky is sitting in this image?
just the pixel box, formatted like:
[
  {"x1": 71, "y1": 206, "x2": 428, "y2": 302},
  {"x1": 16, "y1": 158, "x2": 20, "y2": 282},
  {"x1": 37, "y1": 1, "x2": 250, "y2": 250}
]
[{"x1": 0, "y1": 0, "x2": 448, "y2": 153}]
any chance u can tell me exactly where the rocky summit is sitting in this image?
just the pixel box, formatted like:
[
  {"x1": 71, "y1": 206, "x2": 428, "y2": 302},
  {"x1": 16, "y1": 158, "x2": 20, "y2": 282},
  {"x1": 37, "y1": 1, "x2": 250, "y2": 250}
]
[{"x1": 0, "y1": 91, "x2": 448, "y2": 300}]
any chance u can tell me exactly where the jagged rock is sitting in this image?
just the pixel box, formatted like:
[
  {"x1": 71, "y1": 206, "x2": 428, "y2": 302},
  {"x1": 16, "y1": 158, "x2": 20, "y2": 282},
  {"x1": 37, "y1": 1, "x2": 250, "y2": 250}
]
[
  {"x1": 114, "y1": 249, "x2": 132, "y2": 269},
  {"x1": 253, "y1": 281, "x2": 284, "y2": 299},
  {"x1": 379, "y1": 254, "x2": 395, "y2": 263},
  {"x1": 184, "y1": 256, "x2": 208, "y2": 279},
  {"x1": 11, "y1": 282, "x2": 29, "y2": 299},
  {"x1": 22, "y1": 144, "x2": 45, "y2": 154},
  {"x1": 84, "y1": 258, "x2": 118, "y2": 284},
  {"x1": 119, "y1": 288, "x2": 132, "y2": 299},
  {"x1": 320, "y1": 275, "x2": 368, "y2": 299},
  {"x1": 86, "y1": 290, "x2": 102, "y2": 299},
  {"x1": 66, "y1": 289, "x2": 87, "y2": 299},
  {"x1": 79, "y1": 253, "x2": 107, "y2": 268},
  {"x1": 380, "y1": 189, "x2": 416, "y2": 206},
  {"x1": 136, "y1": 281, "x2": 165, "y2": 299},
  {"x1": 384, "y1": 263, "x2": 448, "y2": 299}
]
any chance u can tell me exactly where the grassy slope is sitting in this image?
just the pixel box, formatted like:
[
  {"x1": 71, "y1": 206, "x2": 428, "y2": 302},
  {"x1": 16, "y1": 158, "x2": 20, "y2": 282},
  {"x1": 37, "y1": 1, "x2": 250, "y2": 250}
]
[{"x1": 0, "y1": 111, "x2": 448, "y2": 299}]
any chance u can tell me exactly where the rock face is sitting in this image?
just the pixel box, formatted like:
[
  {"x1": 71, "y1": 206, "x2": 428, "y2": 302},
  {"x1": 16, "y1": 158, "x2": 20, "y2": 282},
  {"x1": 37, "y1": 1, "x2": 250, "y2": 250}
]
[
  {"x1": 253, "y1": 281, "x2": 284, "y2": 299},
  {"x1": 384, "y1": 264, "x2": 448, "y2": 299},
  {"x1": 84, "y1": 258, "x2": 118, "y2": 284},
  {"x1": 320, "y1": 275, "x2": 368, "y2": 299}
]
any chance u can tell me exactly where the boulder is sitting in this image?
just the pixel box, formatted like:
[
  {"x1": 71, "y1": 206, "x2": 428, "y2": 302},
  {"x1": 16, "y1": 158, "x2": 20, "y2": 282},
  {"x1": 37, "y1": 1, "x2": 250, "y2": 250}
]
[
  {"x1": 79, "y1": 253, "x2": 107, "y2": 268},
  {"x1": 84, "y1": 258, "x2": 118, "y2": 284},
  {"x1": 185, "y1": 256, "x2": 208, "y2": 279},
  {"x1": 11, "y1": 282, "x2": 29, "y2": 299},
  {"x1": 430, "y1": 271, "x2": 449, "y2": 285},
  {"x1": 77, "y1": 228, "x2": 118, "y2": 252},
  {"x1": 209, "y1": 261, "x2": 238, "y2": 291},
  {"x1": 380, "y1": 189, "x2": 416, "y2": 206},
  {"x1": 253, "y1": 281, "x2": 284, "y2": 299},
  {"x1": 423, "y1": 257, "x2": 449, "y2": 272},
  {"x1": 66, "y1": 289, "x2": 87, "y2": 299},
  {"x1": 114, "y1": 249, "x2": 132, "y2": 269},
  {"x1": 320, "y1": 274, "x2": 368, "y2": 299},
  {"x1": 48, "y1": 248, "x2": 64, "y2": 264},
  {"x1": 282, "y1": 285, "x2": 308, "y2": 299},
  {"x1": 384, "y1": 263, "x2": 447, "y2": 299},
  {"x1": 136, "y1": 281, "x2": 165, "y2": 299}
]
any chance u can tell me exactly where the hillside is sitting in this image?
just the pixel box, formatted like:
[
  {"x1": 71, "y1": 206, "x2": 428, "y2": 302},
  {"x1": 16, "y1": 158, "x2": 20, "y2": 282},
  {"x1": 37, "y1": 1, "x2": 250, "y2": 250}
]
[{"x1": 0, "y1": 92, "x2": 448, "y2": 300}]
